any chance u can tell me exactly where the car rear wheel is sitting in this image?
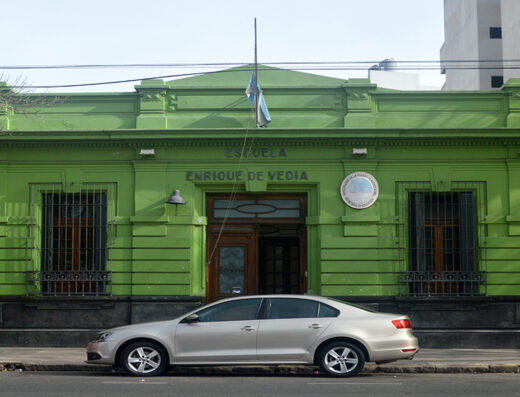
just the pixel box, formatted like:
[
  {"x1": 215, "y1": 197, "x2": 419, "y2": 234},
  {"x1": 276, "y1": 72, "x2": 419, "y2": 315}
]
[
  {"x1": 120, "y1": 341, "x2": 168, "y2": 376},
  {"x1": 318, "y1": 342, "x2": 365, "y2": 377}
]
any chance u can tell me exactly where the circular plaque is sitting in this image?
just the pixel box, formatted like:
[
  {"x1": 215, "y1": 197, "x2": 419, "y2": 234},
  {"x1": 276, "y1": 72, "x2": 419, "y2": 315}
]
[{"x1": 340, "y1": 172, "x2": 379, "y2": 209}]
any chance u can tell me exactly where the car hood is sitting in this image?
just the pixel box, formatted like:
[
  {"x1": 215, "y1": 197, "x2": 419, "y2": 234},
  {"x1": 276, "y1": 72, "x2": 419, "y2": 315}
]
[{"x1": 103, "y1": 319, "x2": 179, "y2": 334}]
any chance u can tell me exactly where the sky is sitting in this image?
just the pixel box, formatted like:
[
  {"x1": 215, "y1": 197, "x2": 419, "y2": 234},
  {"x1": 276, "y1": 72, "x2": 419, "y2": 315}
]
[{"x1": 1, "y1": 0, "x2": 445, "y2": 92}]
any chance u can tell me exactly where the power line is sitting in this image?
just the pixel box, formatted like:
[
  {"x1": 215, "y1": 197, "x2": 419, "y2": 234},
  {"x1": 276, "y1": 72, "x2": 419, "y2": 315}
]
[
  {"x1": 3, "y1": 63, "x2": 520, "y2": 89},
  {"x1": 8, "y1": 71, "x2": 213, "y2": 89},
  {"x1": 2, "y1": 59, "x2": 520, "y2": 70}
]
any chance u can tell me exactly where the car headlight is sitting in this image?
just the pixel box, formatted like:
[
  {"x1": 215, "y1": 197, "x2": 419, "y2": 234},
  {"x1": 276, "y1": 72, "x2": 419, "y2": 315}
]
[{"x1": 90, "y1": 332, "x2": 114, "y2": 343}]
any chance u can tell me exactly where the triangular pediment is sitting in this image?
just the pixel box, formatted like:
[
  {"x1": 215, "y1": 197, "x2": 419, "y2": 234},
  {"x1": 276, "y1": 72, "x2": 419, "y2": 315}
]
[{"x1": 166, "y1": 64, "x2": 346, "y2": 89}]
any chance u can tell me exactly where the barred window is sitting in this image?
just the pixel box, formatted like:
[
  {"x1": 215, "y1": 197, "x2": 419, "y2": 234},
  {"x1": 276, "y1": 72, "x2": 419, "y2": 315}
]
[
  {"x1": 409, "y1": 192, "x2": 476, "y2": 295},
  {"x1": 397, "y1": 182, "x2": 486, "y2": 297},
  {"x1": 26, "y1": 183, "x2": 115, "y2": 296}
]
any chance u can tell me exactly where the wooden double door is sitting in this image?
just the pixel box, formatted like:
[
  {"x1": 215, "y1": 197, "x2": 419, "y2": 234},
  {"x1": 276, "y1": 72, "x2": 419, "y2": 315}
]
[
  {"x1": 205, "y1": 194, "x2": 307, "y2": 302},
  {"x1": 206, "y1": 226, "x2": 306, "y2": 302}
]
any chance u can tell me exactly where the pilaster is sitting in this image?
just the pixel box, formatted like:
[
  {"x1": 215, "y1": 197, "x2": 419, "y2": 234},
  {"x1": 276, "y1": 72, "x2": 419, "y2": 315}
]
[
  {"x1": 0, "y1": 162, "x2": 6, "y2": 236},
  {"x1": 506, "y1": 159, "x2": 520, "y2": 235},
  {"x1": 135, "y1": 79, "x2": 168, "y2": 129},
  {"x1": 502, "y1": 78, "x2": 520, "y2": 127},
  {"x1": 341, "y1": 161, "x2": 379, "y2": 237},
  {"x1": 132, "y1": 161, "x2": 167, "y2": 227},
  {"x1": 0, "y1": 82, "x2": 10, "y2": 131},
  {"x1": 343, "y1": 79, "x2": 376, "y2": 128}
]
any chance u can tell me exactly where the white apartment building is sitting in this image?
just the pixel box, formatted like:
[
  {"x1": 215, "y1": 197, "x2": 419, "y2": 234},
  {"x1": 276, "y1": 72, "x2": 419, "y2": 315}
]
[{"x1": 440, "y1": 0, "x2": 520, "y2": 90}]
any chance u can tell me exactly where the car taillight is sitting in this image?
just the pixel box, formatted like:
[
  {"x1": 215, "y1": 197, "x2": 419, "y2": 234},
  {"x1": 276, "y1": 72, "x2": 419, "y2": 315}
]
[{"x1": 392, "y1": 319, "x2": 412, "y2": 329}]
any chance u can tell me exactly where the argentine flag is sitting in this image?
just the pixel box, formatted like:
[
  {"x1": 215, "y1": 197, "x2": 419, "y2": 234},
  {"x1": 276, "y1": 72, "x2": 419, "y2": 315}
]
[{"x1": 245, "y1": 74, "x2": 271, "y2": 127}]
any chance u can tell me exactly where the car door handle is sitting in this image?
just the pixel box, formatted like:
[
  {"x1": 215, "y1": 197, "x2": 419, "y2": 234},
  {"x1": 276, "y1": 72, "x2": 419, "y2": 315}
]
[
  {"x1": 241, "y1": 326, "x2": 256, "y2": 331},
  {"x1": 308, "y1": 324, "x2": 323, "y2": 329}
]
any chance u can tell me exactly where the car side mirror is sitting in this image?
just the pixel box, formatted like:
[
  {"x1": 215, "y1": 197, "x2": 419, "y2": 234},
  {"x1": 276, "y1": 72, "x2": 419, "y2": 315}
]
[{"x1": 183, "y1": 314, "x2": 200, "y2": 324}]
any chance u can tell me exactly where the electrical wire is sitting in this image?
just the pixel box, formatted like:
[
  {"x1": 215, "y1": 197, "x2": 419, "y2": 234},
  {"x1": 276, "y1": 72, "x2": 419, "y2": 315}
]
[
  {"x1": 2, "y1": 59, "x2": 520, "y2": 70},
  {"x1": 2, "y1": 61, "x2": 520, "y2": 89}
]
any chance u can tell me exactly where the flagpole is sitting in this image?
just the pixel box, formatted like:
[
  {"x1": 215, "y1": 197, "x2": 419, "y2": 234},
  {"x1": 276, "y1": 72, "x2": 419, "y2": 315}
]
[{"x1": 254, "y1": 18, "x2": 258, "y2": 126}]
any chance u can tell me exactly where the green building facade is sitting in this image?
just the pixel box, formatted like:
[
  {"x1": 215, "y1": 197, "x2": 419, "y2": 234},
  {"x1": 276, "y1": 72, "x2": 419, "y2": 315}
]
[{"x1": 1, "y1": 66, "x2": 520, "y2": 347}]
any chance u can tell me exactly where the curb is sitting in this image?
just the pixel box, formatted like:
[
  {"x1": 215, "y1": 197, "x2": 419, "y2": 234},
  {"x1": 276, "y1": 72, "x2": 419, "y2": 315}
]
[
  {"x1": 2, "y1": 362, "x2": 519, "y2": 374},
  {"x1": 365, "y1": 364, "x2": 519, "y2": 374}
]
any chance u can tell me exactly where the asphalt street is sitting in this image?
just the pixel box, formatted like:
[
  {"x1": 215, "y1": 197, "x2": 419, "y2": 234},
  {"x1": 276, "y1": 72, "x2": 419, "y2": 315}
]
[{"x1": 0, "y1": 372, "x2": 519, "y2": 397}]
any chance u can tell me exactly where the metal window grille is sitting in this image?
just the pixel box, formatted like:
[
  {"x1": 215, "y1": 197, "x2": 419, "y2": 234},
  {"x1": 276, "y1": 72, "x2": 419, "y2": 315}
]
[
  {"x1": 396, "y1": 181, "x2": 487, "y2": 297},
  {"x1": 26, "y1": 183, "x2": 116, "y2": 296}
]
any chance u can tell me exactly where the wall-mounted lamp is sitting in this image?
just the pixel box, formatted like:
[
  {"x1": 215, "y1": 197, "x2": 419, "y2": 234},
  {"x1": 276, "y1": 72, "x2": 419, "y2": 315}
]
[
  {"x1": 140, "y1": 148, "x2": 156, "y2": 156},
  {"x1": 166, "y1": 189, "x2": 187, "y2": 205},
  {"x1": 353, "y1": 147, "x2": 368, "y2": 155}
]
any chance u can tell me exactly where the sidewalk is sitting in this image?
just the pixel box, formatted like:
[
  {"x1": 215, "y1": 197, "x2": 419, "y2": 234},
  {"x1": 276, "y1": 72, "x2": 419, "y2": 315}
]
[{"x1": 0, "y1": 348, "x2": 519, "y2": 374}]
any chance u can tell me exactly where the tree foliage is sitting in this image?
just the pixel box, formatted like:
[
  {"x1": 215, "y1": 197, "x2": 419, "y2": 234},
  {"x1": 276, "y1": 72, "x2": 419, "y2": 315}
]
[{"x1": 0, "y1": 75, "x2": 62, "y2": 131}]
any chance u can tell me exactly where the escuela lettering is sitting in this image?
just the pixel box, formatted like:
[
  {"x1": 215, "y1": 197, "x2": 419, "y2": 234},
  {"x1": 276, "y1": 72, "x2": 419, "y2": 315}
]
[{"x1": 225, "y1": 147, "x2": 287, "y2": 159}]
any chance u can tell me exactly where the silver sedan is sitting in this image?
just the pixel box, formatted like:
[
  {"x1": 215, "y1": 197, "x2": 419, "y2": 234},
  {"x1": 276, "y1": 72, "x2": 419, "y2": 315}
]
[{"x1": 86, "y1": 295, "x2": 418, "y2": 377}]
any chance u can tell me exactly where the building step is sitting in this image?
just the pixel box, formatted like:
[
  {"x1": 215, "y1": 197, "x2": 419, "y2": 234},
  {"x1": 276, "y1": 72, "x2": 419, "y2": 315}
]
[
  {"x1": 414, "y1": 329, "x2": 520, "y2": 348},
  {"x1": 0, "y1": 329, "x2": 100, "y2": 347}
]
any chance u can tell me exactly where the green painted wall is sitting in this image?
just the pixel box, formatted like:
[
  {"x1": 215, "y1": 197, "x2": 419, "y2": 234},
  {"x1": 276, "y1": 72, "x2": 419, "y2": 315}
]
[{"x1": 1, "y1": 66, "x2": 520, "y2": 298}]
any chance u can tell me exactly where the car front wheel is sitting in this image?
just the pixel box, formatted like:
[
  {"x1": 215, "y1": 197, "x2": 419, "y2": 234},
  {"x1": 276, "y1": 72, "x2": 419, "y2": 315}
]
[
  {"x1": 120, "y1": 341, "x2": 168, "y2": 376},
  {"x1": 318, "y1": 342, "x2": 365, "y2": 377}
]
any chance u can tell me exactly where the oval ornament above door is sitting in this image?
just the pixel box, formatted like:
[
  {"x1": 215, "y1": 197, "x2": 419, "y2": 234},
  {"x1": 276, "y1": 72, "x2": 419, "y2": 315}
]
[{"x1": 235, "y1": 203, "x2": 277, "y2": 214}]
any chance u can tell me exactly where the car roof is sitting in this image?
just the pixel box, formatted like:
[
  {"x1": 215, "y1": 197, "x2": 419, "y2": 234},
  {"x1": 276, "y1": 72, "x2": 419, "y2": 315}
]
[
  {"x1": 180, "y1": 294, "x2": 376, "y2": 319},
  {"x1": 213, "y1": 294, "x2": 352, "y2": 309}
]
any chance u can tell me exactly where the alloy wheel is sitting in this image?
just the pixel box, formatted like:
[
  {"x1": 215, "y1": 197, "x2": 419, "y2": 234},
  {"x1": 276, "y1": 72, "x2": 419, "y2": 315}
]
[
  {"x1": 120, "y1": 342, "x2": 167, "y2": 376},
  {"x1": 318, "y1": 342, "x2": 365, "y2": 377}
]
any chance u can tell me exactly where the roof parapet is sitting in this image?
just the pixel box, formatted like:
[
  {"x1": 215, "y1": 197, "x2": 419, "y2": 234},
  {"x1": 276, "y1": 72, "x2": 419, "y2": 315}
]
[
  {"x1": 135, "y1": 79, "x2": 168, "y2": 129},
  {"x1": 502, "y1": 78, "x2": 520, "y2": 127},
  {"x1": 343, "y1": 79, "x2": 377, "y2": 128}
]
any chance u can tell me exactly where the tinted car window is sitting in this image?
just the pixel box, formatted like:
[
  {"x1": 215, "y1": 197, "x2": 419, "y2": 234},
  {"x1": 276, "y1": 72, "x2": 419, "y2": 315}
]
[
  {"x1": 266, "y1": 298, "x2": 318, "y2": 319},
  {"x1": 196, "y1": 298, "x2": 261, "y2": 322},
  {"x1": 318, "y1": 303, "x2": 340, "y2": 318},
  {"x1": 325, "y1": 297, "x2": 379, "y2": 313}
]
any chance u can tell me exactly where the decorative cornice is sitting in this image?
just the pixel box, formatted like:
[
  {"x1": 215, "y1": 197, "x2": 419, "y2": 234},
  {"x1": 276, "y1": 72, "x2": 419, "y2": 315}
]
[
  {"x1": 2, "y1": 136, "x2": 520, "y2": 149},
  {"x1": 348, "y1": 92, "x2": 370, "y2": 101},
  {"x1": 168, "y1": 95, "x2": 178, "y2": 112},
  {"x1": 2, "y1": 128, "x2": 520, "y2": 149},
  {"x1": 141, "y1": 93, "x2": 165, "y2": 101}
]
